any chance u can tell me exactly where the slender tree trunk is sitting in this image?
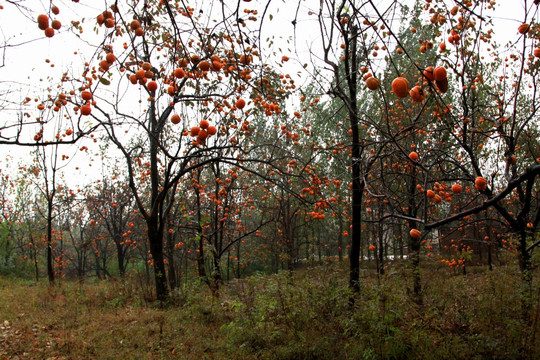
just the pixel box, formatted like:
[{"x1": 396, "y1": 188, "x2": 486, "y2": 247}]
[
  {"x1": 197, "y1": 234, "x2": 206, "y2": 279},
  {"x1": 166, "y1": 232, "x2": 177, "y2": 290},
  {"x1": 115, "y1": 238, "x2": 126, "y2": 277},
  {"x1": 409, "y1": 238, "x2": 422, "y2": 304},
  {"x1": 227, "y1": 250, "x2": 230, "y2": 281},
  {"x1": 342, "y1": 23, "x2": 367, "y2": 300},
  {"x1": 518, "y1": 230, "x2": 533, "y2": 318},
  {"x1": 94, "y1": 251, "x2": 102, "y2": 280},
  {"x1": 194, "y1": 181, "x2": 206, "y2": 279},
  {"x1": 34, "y1": 251, "x2": 39, "y2": 282},
  {"x1": 305, "y1": 236, "x2": 310, "y2": 263},
  {"x1": 378, "y1": 220, "x2": 385, "y2": 275},
  {"x1": 399, "y1": 227, "x2": 404, "y2": 259},
  {"x1": 29, "y1": 233, "x2": 39, "y2": 282},
  {"x1": 488, "y1": 242, "x2": 493, "y2": 271},
  {"x1": 338, "y1": 216, "x2": 343, "y2": 262},
  {"x1": 147, "y1": 216, "x2": 168, "y2": 302},
  {"x1": 236, "y1": 242, "x2": 241, "y2": 279},
  {"x1": 46, "y1": 200, "x2": 55, "y2": 284},
  {"x1": 408, "y1": 158, "x2": 422, "y2": 304},
  {"x1": 349, "y1": 117, "x2": 364, "y2": 293},
  {"x1": 518, "y1": 230, "x2": 532, "y2": 283},
  {"x1": 4, "y1": 230, "x2": 10, "y2": 267},
  {"x1": 211, "y1": 251, "x2": 222, "y2": 292},
  {"x1": 317, "y1": 230, "x2": 322, "y2": 262}
]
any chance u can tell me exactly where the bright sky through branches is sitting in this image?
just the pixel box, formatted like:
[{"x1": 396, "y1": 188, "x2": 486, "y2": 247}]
[{"x1": 0, "y1": 0, "x2": 530, "y2": 190}]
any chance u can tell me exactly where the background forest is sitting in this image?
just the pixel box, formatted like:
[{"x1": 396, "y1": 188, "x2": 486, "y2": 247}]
[{"x1": 0, "y1": 0, "x2": 539, "y2": 358}]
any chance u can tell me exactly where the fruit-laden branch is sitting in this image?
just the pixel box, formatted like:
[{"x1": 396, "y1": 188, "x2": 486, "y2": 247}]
[
  {"x1": 425, "y1": 164, "x2": 540, "y2": 230},
  {"x1": 0, "y1": 124, "x2": 101, "y2": 146},
  {"x1": 219, "y1": 219, "x2": 274, "y2": 258}
]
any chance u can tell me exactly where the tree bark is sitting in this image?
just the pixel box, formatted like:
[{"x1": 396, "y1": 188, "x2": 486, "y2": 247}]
[
  {"x1": 115, "y1": 237, "x2": 126, "y2": 277},
  {"x1": 46, "y1": 200, "x2": 55, "y2": 284},
  {"x1": 147, "y1": 216, "x2": 168, "y2": 301}
]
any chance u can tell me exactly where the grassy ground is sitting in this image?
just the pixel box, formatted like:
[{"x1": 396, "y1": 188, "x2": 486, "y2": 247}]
[{"x1": 0, "y1": 259, "x2": 538, "y2": 359}]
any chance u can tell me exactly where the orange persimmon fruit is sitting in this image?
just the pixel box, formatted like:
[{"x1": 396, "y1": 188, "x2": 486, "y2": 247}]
[
  {"x1": 147, "y1": 81, "x2": 158, "y2": 92},
  {"x1": 518, "y1": 23, "x2": 530, "y2": 35},
  {"x1": 391, "y1": 77, "x2": 409, "y2": 98},
  {"x1": 44, "y1": 27, "x2": 55, "y2": 37},
  {"x1": 409, "y1": 86, "x2": 425, "y2": 102},
  {"x1": 199, "y1": 119, "x2": 209, "y2": 129},
  {"x1": 410, "y1": 229, "x2": 421, "y2": 239},
  {"x1": 81, "y1": 91, "x2": 93, "y2": 101},
  {"x1": 475, "y1": 177, "x2": 487, "y2": 191},
  {"x1": 37, "y1": 14, "x2": 49, "y2": 30},
  {"x1": 174, "y1": 68, "x2": 185, "y2": 78},
  {"x1": 207, "y1": 125, "x2": 217, "y2": 135},
  {"x1": 80, "y1": 104, "x2": 92, "y2": 116},
  {"x1": 51, "y1": 20, "x2": 61, "y2": 30},
  {"x1": 424, "y1": 66, "x2": 435, "y2": 81},
  {"x1": 106, "y1": 53, "x2": 116, "y2": 64},
  {"x1": 366, "y1": 77, "x2": 380, "y2": 91},
  {"x1": 198, "y1": 60, "x2": 210, "y2": 72},
  {"x1": 236, "y1": 98, "x2": 246, "y2": 109},
  {"x1": 433, "y1": 66, "x2": 447, "y2": 81},
  {"x1": 436, "y1": 78, "x2": 448, "y2": 93},
  {"x1": 170, "y1": 114, "x2": 181, "y2": 124},
  {"x1": 451, "y1": 183, "x2": 462, "y2": 194}
]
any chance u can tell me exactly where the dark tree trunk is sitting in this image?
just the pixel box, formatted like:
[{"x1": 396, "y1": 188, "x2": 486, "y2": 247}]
[
  {"x1": 488, "y1": 242, "x2": 493, "y2": 271},
  {"x1": 341, "y1": 24, "x2": 366, "y2": 299},
  {"x1": 236, "y1": 243, "x2": 241, "y2": 279},
  {"x1": 197, "y1": 233, "x2": 206, "y2": 279},
  {"x1": 33, "y1": 244, "x2": 39, "y2": 281},
  {"x1": 46, "y1": 201, "x2": 55, "y2": 284},
  {"x1": 518, "y1": 230, "x2": 532, "y2": 283},
  {"x1": 115, "y1": 238, "x2": 126, "y2": 277},
  {"x1": 377, "y1": 222, "x2": 385, "y2": 276},
  {"x1": 166, "y1": 232, "x2": 177, "y2": 290},
  {"x1": 147, "y1": 216, "x2": 168, "y2": 302},
  {"x1": 409, "y1": 238, "x2": 422, "y2": 304},
  {"x1": 349, "y1": 161, "x2": 363, "y2": 293},
  {"x1": 93, "y1": 251, "x2": 102, "y2": 280},
  {"x1": 211, "y1": 250, "x2": 222, "y2": 293},
  {"x1": 399, "y1": 227, "x2": 404, "y2": 259},
  {"x1": 226, "y1": 250, "x2": 230, "y2": 281},
  {"x1": 338, "y1": 216, "x2": 343, "y2": 262},
  {"x1": 518, "y1": 230, "x2": 533, "y2": 319},
  {"x1": 408, "y1": 157, "x2": 422, "y2": 304}
]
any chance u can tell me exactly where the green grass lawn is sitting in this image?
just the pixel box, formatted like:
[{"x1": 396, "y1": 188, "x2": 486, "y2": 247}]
[{"x1": 0, "y1": 259, "x2": 538, "y2": 359}]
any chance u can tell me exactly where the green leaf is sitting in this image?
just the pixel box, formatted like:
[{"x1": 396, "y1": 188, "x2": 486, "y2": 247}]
[{"x1": 99, "y1": 77, "x2": 111, "y2": 85}]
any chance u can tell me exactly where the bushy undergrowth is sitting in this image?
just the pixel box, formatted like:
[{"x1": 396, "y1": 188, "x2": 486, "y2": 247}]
[{"x1": 0, "y1": 259, "x2": 538, "y2": 359}]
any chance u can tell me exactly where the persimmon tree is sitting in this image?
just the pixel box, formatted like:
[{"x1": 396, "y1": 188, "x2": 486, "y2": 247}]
[
  {"x1": 86, "y1": 174, "x2": 136, "y2": 277},
  {"x1": 0, "y1": 163, "x2": 19, "y2": 270},
  {"x1": 53, "y1": 0, "x2": 297, "y2": 301},
  {"x1": 61, "y1": 199, "x2": 95, "y2": 280},
  {"x1": 0, "y1": 1, "x2": 103, "y2": 279},
  {"x1": 181, "y1": 161, "x2": 270, "y2": 290},
  {"x1": 309, "y1": 0, "x2": 391, "y2": 296},
  {"x1": 28, "y1": 141, "x2": 66, "y2": 283},
  {"x1": 299, "y1": 0, "x2": 540, "y2": 307},
  {"x1": 396, "y1": 0, "x2": 540, "y2": 292},
  {"x1": 8, "y1": 172, "x2": 46, "y2": 281}
]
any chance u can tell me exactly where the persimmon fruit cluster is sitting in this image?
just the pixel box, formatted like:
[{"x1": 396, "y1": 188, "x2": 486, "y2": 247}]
[{"x1": 38, "y1": 14, "x2": 61, "y2": 38}]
